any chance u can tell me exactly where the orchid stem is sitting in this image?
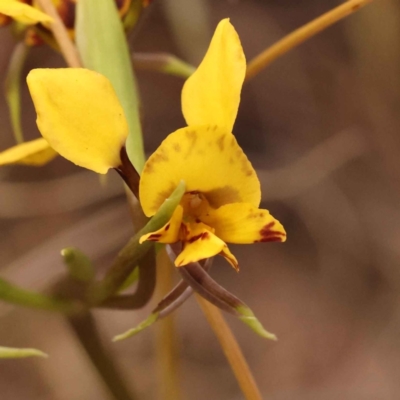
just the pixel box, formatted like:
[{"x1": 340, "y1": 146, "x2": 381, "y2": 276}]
[
  {"x1": 5, "y1": 42, "x2": 29, "y2": 144},
  {"x1": 154, "y1": 248, "x2": 182, "y2": 400},
  {"x1": 68, "y1": 312, "x2": 137, "y2": 400},
  {"x1": 132, "y1": 52, "x2": 195, "y2": 79},
  {"x1": 245, "y1": 0, "x2": 373, "y2": 81},
  {"x1": 0, "y1": 278, "x2": 79, "y2": 314},
  {"x1": 197, "y1": 296, "x2": 263, "y2": 400},
  {"x1": 36, "y1": 0, "x2": 82, "y2": 68}
]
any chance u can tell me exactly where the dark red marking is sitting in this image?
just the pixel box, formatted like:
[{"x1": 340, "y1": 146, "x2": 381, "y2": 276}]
[
  {"x1": 258, "y1": 221, "x2": 286, "y2": 242},
  {"x1": 165, "y1": 223, "x2": 170, "y2": 231},
  {"x1": 260, "y1": 222, "x2": 276, "y2": 234},
  {"x1": 255, "y1": 235, "x2": 284, "y2": 243},
  {"x1": 148, "y1": 234, "x2": 162, "y2": 240},
  {"x1": 188, "y1": 232, "x2": 210, "y2": 243},
  {"x1": 216, "y1": 135, "x2": 225, "y2": 151}
]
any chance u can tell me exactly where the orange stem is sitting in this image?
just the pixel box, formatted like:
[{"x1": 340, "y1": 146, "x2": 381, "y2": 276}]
[
  {"x1": 197, "y1": 296, "x2": 263, "y2": 400},
  {"x1": 246, "y1": 0, "x2": 373, "y2": 81}
]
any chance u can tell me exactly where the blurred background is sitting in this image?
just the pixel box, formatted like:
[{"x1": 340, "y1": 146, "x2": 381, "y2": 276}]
[{"x1": 1, "y1": 0, "x2": 400, "y2": 399}]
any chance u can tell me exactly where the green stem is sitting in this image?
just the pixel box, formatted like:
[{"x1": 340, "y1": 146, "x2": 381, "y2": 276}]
[
  {"x1": 5, "y1": 42, "x2": 29, "y2": 144},
  {"x1": 132, "y1": 53, "x2": 195, "y2": 79},
  {"x1": 88, "y1": 181, "x2": 185, "y2": 305},
  {"x1": 0, "y1": 278, "x2": 79, "y2": 314},
  {"x1": 154, "y1": 248, "x2": 182, "y2": 400},
  {"x1": 68, "y1": 312, "x2": 137, "y2": 400}
]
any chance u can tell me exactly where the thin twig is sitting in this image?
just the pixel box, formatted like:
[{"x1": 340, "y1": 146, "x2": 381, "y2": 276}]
[
  {"x1": 36, "y1": 0, "x2": 82, "y2": 68},
  {"x1": 246, "y1": 0, "x2": 373, "y2": 81},
  {"x1": 197, "y1": 296, "x2": 263, "y2": 400},
  {"x1": 154, "y1": 248, "x2": 182, "y2": 400},
  {"x1": 68, "y1": 312, "x2": 137, "y2": 400}
]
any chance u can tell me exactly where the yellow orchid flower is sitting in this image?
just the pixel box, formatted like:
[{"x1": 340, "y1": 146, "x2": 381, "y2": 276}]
[
  {"x1": 138, "y1": 19, "x2": 286, "y2": 269},
  {"x1": 0, "y1": 0, "x2": 52, "y2": 25}
]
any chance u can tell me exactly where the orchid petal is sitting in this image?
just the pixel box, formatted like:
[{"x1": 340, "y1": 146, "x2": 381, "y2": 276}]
[{"x1": 181, "y1": 19, "x2": 246, "y2": 132}]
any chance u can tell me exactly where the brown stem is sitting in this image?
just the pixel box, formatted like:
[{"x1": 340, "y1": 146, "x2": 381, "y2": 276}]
[
  {"x1": 167, "y1": 245, "x2": 243, "y2": 315},
  {"x1": 154, "y1": 247, "x2": 182, "y2": 400},
  {"x1": 245, "y1": 0, "x2": 373, "y2": 81},
  {"x1": 197, "y1": 297, "x2": 263, "y2": 400},
  {"x1": 99, "y1": 249, "x2": 156, "y2": 310},
  {"x1": 68, "y1": 312, "x2": 137, "y2": 400},
  {"x1": 115, "y1": 146, "x2": 141, "y2": 199},
  {"x1": 36, "y1": 0, "x2": 82, "y2": 68}
]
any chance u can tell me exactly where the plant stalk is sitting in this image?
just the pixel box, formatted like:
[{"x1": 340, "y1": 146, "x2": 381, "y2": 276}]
[
  {"x1": 246, "y1": 0, "x2": 373, "y2": 81},
  {"x1": 68, "y1": 312, "x2": 137, "y2": 400},
  {"x1": 36, "y1": 0, "x2": 82, "y2": 68},
  {"x1": 197, "y1": 296, "x2": 263, "y2": 400},
  {"x1": 154, "y1": 248, "x2": 182, "y2": 400}
]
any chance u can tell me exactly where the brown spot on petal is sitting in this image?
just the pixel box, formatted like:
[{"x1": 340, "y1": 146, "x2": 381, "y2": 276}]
[
  {"x1": 165, "y1": 223, "x2": 170, "y2": 231},
  {"x1": 152, "y1": 150, "x2": 169, "y2": 163},
  {"x1": 172, "y1": 143, "x2": 181, "y2": 152},
  {"x1": 216, "y1": 135, "x2": 225, "y2": 151},
  {"x1": 144, "y1": 161, "x2": 154, "y2": 174},
  {"x1": 184, "y1": 130, "x2": 198, "y2": 159}
]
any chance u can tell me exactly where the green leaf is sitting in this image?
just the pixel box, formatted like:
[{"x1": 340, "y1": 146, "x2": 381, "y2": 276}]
[
  {"x1": 0, "y1": 278, "x2": 79, "y2": 313},
  {"x1": 175, "y1": 255, "x2": 277, "y2": 340},
  {"x1": 0, "y1": 346, "x2": 48, "y2": 359},
  {"x1": 76, "y1": 0, "x2": 145, "y2": 172},
  {"x1": 5, "y1": 42, "x2": 29, "y2": 144},
  {"x1": 113, "y1": 312, "x2": 159, "y2": 342},
  {"x1": 88, "y1": 181, "x2": 186, "y2": 304},
  {"x1": 61, "y1": 247, "x2": 95, "y2": 283},
  {"x1": 237, "y1": 307, "x2": 277, "y2": 341}
]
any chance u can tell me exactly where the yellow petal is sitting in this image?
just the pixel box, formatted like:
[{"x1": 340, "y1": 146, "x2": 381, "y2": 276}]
[
  {"x1": 140, "y1": 125, "x2": 260, "y2": 216},
  {"x1": 181, "y1": 19, "x2": 246, "y2": 132},
  {"x1": 139, "y1": 205, "x2": 183, "y2": 244},
  {"x1": 203, "y1": 203, "x2": 287, "y2": 244},
  {"x1": 0, "y1": 0, "x2": 52, "y2": 25},
  {"x1": 27, "y1": 68, "x2": 129, "y2": 174},
  {"x1": 175, "y1": 222, "x2": 235, "y2": 267},
  {"x1": 220, "y1": 245, "x2": 239, "y2": 271},
  {"x1": 0, "y1": 137, "x2": 57, "y2": 166}
]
